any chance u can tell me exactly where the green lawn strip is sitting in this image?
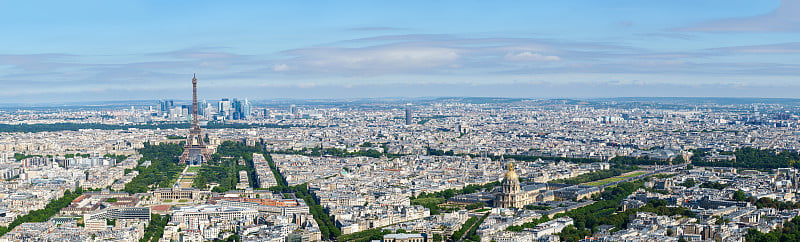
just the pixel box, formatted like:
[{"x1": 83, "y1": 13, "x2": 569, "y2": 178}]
[
  {"x1": 185, "y1": 166, "x2": 201, "y2": 173},
  {"x1": 582, "y1": 171, "x2": 646, "y2": 186},
  {"x1": 620, "y1": 171, "x2": 646, "y2": 178}
]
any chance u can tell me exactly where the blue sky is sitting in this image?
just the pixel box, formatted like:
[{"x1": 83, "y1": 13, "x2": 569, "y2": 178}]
[{"x1": 1, "y1": 0, "x2": 799, "y2": 102}]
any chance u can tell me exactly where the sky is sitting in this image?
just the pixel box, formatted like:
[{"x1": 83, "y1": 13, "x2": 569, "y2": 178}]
[{"x1": 1, "y1": 0, "x2": 799, "y2": 103}]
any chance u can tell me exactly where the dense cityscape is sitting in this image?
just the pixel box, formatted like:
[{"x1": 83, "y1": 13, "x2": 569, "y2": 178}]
[{"x1": 1, "y1": 88, "x2": 800, "y2": 241}]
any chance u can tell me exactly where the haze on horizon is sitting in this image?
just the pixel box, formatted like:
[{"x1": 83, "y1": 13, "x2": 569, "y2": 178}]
[{"x1": 1, "y1": 0, "x2": 799, "y2": 103}]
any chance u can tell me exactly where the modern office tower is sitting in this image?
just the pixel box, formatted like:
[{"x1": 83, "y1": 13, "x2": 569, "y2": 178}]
[
  {"x1": 231, "y1": 98, "x2": 242, "y2": 120},
  {"x1": 159, "y1": 99, "x2": 174, "y2": 116},
  {"x1": 218, "y1": 98, "x2": 232, "y2": 119},
  {"x1": 290, "y1": 104, "x2": 298, "y2": 118},
  {"x1": 198, "y1": 100, "x2": 208, "y2": 116},
  {"x1": 169, "y1": 106, "x2": 183, "y2": 120},
  {"x1": 405, "y1": 107, "x2": 412, "y2": 125},
  {"x1": 242, "y1": 98, "x2": 251, "y2": 120},
  {"x1": 232, "y1": 98, "x2": 252, "y2": 120},
  {"x1": 213, "y1": 98, "x2": 251, "y2": 120},
  {"x1": 204, "y1": 102, "x2": 215, "y2": 119},
  {"x1": 181, "y1": 105, "x2": 191, "y2": 121},
  {"x1": 180, "y1": 74, "x2": 212, "y2": 165}
]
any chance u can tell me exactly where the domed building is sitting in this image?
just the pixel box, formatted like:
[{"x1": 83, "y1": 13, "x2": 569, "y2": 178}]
[{"x1": 495, "y1": 162, "x2": 549, "y2": 208}]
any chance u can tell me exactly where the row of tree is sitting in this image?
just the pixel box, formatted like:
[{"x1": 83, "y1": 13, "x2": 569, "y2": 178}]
[
  {"x1": 413, "y1": 182, "x2": 500, "y2": 201},
  {"x1": 335, "y1": 228, "x2": 393, "y2": 241},
  {"x1": 123, "y1": 143, "x2": 185, "y2": 194},
  {"x1": 263, "y1": 153, "x2": 288, "y2": 188},
  {"x1": 410, "y1": 182, "x2": 499, "y2": 215},
  {"x1": 506, "y1": 215, "x2": 552, "y2": 232},
  {"x1": 103, "y1": 154, "x2": 129, "y2": 162},
  {"x1": 264, "y1": 155, "x2": 341, "y2": 241},
  {"x1": 610, "y1": 156, "x2": 677, "y2": 166},
  {"x1": 692, "y1": 147, "x2": 800, "y2": 169},
  {"x1": 554, "y1": 180, "x2": 643, "y2": 241},
  {"x1": 140, "y1": 214, "x2": 170, "y2": 242},
  {"x1": 451, "y1": 215, "x2": 481, "y2": 241},
  {"x1": 554, "y1": 181, "x2": 696, "y2": 242},
  {"x1": 276, "y1": 146, "x2": 399, "y2": 159},
  {"x1": 754, "y1": 197, "x2": 800, "y2": 210},
  {"x1": 12, "y1": 153, "x2": 40, "y2": 161},
  {"x1": 0, "y1": 189, "x2": 84, "y2": 236},
  {"x1": 193, "y1": 141, "x2": 258, "y2": 192},
  {"x1": 294, "y1": 183, "x2": 342, "y2": 240},
  {"x1": 699, "y1": 181, "x2": 730, "y2": 190},
  {"x1": 746, "y1": 216, "x2": 800, "y2": 241},
  {"x1": 459, "y1": 213, "x2": 489, "y2": 242}
]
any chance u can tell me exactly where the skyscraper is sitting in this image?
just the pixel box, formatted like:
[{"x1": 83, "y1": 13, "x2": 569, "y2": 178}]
[
  {"x1": 218, "y1": 98, "x2": 232, "y2": 119},
  {"x1": 405, "y1": 107, "x2": 412, "y2": 125},
  {"x1": 242, "y1": 98, "x2": 251, "y2": 120},
  {"x1": 198, "y1": 100, "x2": 208, "y2": 117},
  {"x1": 159, "y1": 99, "x2": 174, "y2": 116},
  {"x1": 290, "y1": 104, "x2": 298, "y2": 119},
  {"x1": 231, "y1": 98, "x2": 243, "y2": 120},
  {"x1": 180, "y1": 74, "x2": 212, "y2": 165}
]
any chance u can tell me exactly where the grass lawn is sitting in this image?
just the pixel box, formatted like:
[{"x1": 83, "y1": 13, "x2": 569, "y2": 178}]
[
  {"x1": 584, "y1": 177, "x2": 624, "y2": 186},
  {"x1": 411, "y1": 197, "x2": 446, "y2": 205},
  {"x1": 621, "y1": 171, "x2": 646, "y2": 178},
  {"x1": 185, "y1": 166, "x2": 201, "y2": 173},
  {"x1": 583, "y1": 171, "x2": 647, "y2": 186}
]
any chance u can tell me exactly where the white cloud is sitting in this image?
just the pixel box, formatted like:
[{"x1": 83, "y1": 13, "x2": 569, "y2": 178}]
[
  {"x1": 709, "y1": 42, "x2": 800, "y2": 54},
  {"x1": 503, "y1": 51, "x2": 561, "y2": 62},
  {"x1": 4, "y1": 34, "x2": 800, "y2": 102},
  {"x1": 272, "y1": 64, "x2": 290, "y2": 71},
  {"x1": 280, "y1": 46, "x2": 460, "y2": 75}
]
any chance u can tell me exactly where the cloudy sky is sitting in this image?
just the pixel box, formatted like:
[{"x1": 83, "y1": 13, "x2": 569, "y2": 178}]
[{"x1": 1, "y1": 0, "x2": 799, "y2": 103}]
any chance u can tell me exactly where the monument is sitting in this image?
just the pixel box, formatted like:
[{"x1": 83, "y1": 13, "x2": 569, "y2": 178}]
[{"x1": 179, "y1": 74, "x2": 212, "y2": 165}]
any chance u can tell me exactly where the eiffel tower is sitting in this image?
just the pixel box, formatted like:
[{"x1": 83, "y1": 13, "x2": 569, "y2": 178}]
[{"x1": 180, "y1": 74, "x2": 212, "y2": 165}]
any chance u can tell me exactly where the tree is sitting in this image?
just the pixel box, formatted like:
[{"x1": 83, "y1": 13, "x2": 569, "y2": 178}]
[
  {"x1": 691, "y1": 147, "x2": 800, "y2": 169},
  {"x1": 673, "y1": 155, "x2": 686, "y2": 164},
  {"x1": 124, "y1": 143, "x2": 185, "y2": 194},
  {"x1": 733, "y1": 190, "x2": 748, "y2": 202},
  {"x1": 678, "y1": 179, "x2": 696, "y2": 188},
  {"x1": 699, "y1": 181, "x2": 729, "y2": 190},
  {"x1": 465, "y1": 202, "x2": 486, "y2": 210}
]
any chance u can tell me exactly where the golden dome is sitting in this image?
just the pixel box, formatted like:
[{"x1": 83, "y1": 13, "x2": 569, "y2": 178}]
[{"x1": 504, "y1": 162, "x2": 519, "y2": 181}]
